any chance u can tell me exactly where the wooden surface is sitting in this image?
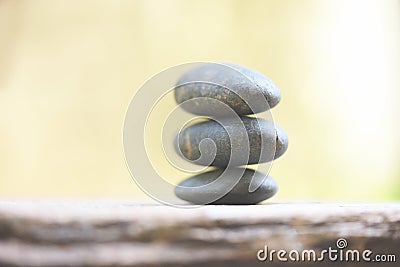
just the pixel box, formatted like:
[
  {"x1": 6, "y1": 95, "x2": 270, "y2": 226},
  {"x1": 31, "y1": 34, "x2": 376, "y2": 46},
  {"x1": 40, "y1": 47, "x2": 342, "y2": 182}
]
[{"x1": 0, "y1": 201, "x2": 399, "y2": 266}]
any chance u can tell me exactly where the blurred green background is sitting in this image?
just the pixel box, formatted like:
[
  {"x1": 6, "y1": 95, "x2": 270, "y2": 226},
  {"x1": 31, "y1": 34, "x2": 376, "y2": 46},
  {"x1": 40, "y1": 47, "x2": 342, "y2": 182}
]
[{"x1": 0, "y1": 0, "x2": 399, "y2": 201}]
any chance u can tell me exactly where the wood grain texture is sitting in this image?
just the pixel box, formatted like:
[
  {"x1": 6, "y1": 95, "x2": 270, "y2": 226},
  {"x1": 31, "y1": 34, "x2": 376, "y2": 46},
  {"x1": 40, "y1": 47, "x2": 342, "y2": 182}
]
[{"x1": 0, "y1": 201, "x2": 399, "y2": 266}]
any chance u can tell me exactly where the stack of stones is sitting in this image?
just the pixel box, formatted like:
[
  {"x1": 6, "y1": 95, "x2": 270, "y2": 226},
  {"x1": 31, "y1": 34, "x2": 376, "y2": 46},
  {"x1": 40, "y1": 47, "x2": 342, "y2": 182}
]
[{"x1": 173, "y1": 63, "x2": 288, "y2": 205}]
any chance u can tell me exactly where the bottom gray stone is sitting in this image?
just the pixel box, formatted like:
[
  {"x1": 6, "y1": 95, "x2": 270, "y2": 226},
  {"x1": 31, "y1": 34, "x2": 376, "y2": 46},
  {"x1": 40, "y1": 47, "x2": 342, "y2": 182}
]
[{"x1": 175, "y1": 168, "x2": 278, "y2": 205}]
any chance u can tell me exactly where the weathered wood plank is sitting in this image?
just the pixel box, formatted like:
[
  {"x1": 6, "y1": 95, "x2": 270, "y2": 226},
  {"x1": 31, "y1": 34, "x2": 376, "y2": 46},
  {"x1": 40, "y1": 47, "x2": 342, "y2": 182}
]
[{"x1": 0, "y1": 201, "x2": 399, "y2": 266}]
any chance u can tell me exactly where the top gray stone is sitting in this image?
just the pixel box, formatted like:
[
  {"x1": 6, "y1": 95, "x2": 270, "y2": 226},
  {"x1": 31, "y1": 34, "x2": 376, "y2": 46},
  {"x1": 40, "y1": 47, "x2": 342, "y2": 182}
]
[{"x1": 174, "y1": 63, "x2": 281, "y2": 116}]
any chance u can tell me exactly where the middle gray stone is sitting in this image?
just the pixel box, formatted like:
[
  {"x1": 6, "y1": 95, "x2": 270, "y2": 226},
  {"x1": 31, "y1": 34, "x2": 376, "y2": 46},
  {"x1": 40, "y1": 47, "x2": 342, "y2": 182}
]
[{"x1": 175, "y1": 117, "x2": 288, "y2": 167}]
